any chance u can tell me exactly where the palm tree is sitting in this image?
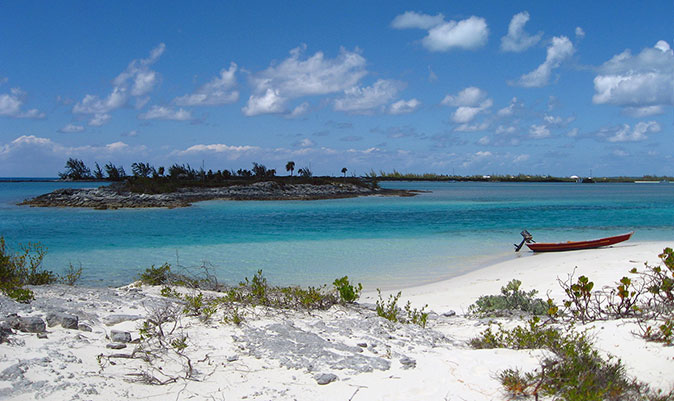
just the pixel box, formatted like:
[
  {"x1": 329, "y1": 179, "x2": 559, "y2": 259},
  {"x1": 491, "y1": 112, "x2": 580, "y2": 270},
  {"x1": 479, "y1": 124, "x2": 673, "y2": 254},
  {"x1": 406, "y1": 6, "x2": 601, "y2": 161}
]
[
  {"x1": 341, "y1": 167, "x2": 348, "y2": 178},
  {"x1": 286, "y1": 161, "x2": 295, "y2": 177}
]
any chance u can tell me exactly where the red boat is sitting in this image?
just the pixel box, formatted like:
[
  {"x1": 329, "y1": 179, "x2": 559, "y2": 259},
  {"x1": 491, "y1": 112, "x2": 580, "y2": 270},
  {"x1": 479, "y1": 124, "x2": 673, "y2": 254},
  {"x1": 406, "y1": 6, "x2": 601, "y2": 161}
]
[{"x1": 524, "y1": 232, "x2": 634, "y2": 253}]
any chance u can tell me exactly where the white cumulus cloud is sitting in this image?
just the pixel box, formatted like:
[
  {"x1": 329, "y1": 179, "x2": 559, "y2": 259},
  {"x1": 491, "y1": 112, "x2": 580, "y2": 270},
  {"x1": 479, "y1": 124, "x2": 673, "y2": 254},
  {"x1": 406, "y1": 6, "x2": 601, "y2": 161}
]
[
  {"x1": 529, "y1": 124, "x2": 550, "y2": 139},
  {"x1": 391, "y1": 11, "x2": 445, "y2": 30},
  {"x1": 422, "y1": 16, "x2": 489, "y2": 52},
  {"x1": 441, "y1": 87, "x2": 492, "y2": 123},
  {"x1": 501, "y1": 11, "x2": 542, "y2": 52},
  {"x1": 174, "y1": 62, "x2": 239, "y2": 106},
  {"x1": 334, "y1": 79, "x2": 401, "y2": 114},
  {"x1": 0, "y1": 87, "x2": 45, "y2": 119},
  {"x1": 592, "y1": 40, "x2": 673, "y2": 114},
  {"x1": 138, "y1": 105, "x2": 192, "y2": 121},
  {"x1": 603, "y1": 121, "x2": 661, "y2": 142},
  {"x1": 73, "y1": 43, "x2": 165, "y2": 126},
  {"x1": 514, "y1": 36, "x2": 574, "y2": 87},
  {"x1": 244, "y1": 45, "x2": 367, "y2": 116},
  {"x1": 58, "y1": 124, "x2": 85, "y2": 133},
  {"x1": 389, "y1": 98, "x2": 420, "y2": 115}
]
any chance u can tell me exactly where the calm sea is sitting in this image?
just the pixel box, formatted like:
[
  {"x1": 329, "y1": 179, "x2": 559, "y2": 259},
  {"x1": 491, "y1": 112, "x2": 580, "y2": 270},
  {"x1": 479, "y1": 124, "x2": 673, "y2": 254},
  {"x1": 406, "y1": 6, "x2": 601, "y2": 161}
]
[{"x1": 1, "y1": 180, "x2": 673, "y2": 289}]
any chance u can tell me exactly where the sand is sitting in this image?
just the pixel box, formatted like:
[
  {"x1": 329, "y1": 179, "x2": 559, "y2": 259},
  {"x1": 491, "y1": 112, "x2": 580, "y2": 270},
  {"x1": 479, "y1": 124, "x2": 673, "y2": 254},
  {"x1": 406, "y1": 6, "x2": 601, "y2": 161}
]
[{"x1": 1, "y1": 241, "x2": 673, "y2": 400}]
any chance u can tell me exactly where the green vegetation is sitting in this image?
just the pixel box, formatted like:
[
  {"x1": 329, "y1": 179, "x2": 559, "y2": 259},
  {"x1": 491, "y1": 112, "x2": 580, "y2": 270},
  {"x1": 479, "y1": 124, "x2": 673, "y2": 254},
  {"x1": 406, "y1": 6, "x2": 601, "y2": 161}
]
[
  {"x1": 375, "y1": 289, "x2": 429, "y2": 327},
  {"x1": 470, "y1": 318, "x2": 672, "y2": 400},
  {"x1": 333, "y1": 276, "x2": 362, "y2": 304},
  {"x1": 0, "y1": 237, "x2": 56, "y2": 302},
  {"x1": 468, "y1": 279, "x2": 549, "y2": 316}
]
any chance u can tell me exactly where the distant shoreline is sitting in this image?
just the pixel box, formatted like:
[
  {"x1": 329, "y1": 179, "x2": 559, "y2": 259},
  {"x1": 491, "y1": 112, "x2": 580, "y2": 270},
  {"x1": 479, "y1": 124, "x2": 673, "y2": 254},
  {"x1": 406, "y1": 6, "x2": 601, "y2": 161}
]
[{"x1": 19, "y1": 181, "x2": 418, "y2": 209}]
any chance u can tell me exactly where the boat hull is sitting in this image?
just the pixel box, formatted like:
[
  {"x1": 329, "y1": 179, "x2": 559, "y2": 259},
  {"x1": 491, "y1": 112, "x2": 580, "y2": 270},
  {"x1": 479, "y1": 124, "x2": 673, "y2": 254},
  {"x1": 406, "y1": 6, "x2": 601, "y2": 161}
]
[{"x1": 526, "y1": 232, "x2": 633, "y2": 253}]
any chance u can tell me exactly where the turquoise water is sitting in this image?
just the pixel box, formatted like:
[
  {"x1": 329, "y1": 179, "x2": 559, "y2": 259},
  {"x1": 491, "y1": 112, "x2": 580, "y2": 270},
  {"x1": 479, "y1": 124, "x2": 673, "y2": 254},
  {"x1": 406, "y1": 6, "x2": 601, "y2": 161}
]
[{"x1": 1, "y1": 181, "x2": 673, "y2": 289}]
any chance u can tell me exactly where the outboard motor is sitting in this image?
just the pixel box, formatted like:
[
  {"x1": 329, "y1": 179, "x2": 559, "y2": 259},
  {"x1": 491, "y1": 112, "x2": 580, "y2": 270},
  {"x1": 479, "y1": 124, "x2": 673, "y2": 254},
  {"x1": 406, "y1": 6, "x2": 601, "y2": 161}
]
[{"x1": 514, "y1": 230, "x2": 535, "y2": 252}]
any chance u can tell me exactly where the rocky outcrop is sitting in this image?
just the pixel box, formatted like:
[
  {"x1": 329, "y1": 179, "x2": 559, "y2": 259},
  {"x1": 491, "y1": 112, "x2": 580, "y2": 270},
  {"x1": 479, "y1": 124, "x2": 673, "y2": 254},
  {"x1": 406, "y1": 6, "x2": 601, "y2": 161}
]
[{"x1": 19, "y1": 181, "x2": 416, "y2": 209}]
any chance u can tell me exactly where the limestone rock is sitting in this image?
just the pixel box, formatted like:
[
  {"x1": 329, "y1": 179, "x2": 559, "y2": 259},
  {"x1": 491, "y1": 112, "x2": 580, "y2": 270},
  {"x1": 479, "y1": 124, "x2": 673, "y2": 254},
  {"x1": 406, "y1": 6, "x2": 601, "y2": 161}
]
[
  {"x1": 110, "y1": 330, "x2": 131, "y2": 343},
  {"x1": 315, "y1": 373, "x2": 338, "y2": 385}
]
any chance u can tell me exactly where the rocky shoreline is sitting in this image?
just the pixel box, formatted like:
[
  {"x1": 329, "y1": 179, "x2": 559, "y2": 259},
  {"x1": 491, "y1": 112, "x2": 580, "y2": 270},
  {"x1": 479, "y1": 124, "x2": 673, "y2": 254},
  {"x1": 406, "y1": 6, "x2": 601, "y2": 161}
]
[{"x1": 19, "y1": 181, "x2": 417, "y2": 209}]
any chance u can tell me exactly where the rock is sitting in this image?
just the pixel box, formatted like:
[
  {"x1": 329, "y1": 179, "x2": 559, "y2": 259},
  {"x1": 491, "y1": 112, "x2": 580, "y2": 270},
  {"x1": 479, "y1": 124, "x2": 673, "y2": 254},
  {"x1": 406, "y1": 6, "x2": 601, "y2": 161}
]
[
  {"x1": 110, "y1": 330, "x2": 131, "y2": 343},
  {"x1": 315, "y1": 373, "x2": 338, "y2": 385},
  {"x1": 78, "y1": 323, "x2": 93, "y2": 332},
  {"x1": 0, "y1": 322, "x2": 14, "y2": 343},
  {"x1": 37, "y1": 332, "x2": 48, "y2": 339},
  {"x1": 357, "y1": 342, "x2": 368, "y2": 348},
  {"x1": 46, "y1": 312, "x2": 79, "y2": 329},
  {"x1": 103, "y1": 314, "x2": 143, "y2": 326},
  {"x1": 399, "y1": 356, "x2": 416, "y2": 369},
  {"x1": 442, "y1": 310, "x2": 456, "y2": 317},
  {"x1": 226, "y1": 355, "x2": 239, "y2": 362},
  {"x1": 106, "y1": 343, "x2": 126, "y2": 350},
  {"x1": 15, "y1": 316, "x2": 46, "y2": 333}
]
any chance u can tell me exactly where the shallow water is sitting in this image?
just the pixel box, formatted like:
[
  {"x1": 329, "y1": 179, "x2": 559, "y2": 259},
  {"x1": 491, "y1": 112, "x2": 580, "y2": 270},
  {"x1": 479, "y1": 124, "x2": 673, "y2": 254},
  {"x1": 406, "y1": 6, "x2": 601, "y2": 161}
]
[{"x1": 1, "y1": 180, "x2": 673, "y2": 288}]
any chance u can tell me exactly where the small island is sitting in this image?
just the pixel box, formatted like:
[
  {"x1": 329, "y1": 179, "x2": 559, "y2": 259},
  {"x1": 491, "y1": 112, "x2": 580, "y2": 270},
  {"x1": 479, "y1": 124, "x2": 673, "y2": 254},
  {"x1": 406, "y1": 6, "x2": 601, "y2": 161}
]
[{"x1": 19, "y1": 159, "x2": 417, "y2": 209}]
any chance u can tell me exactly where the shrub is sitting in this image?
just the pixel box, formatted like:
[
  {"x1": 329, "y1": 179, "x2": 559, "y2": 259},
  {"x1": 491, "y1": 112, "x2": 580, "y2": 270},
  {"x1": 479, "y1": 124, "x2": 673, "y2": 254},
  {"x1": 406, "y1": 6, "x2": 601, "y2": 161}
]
[
  {"x1": 139, "y1": 263, "x2": 172, "y2": 286},
  {"x1": 469, "y1": 318, "x2": 663, "y2": 400},
  {"x1": 469, "y1": 279, "x2": 548, "y2": 316},
  {"x1": 375, "y1": 289, "x2": 429, "y2": 327},
  {"x1": 60, "y1": 263, "x2": 83, "y2": 286},
  {"x1": 0, "y1": 237, "x2": 57, "y2": 302},
  {"x1": 333, "y1": 276, "x2": 362, "y2": 303}
]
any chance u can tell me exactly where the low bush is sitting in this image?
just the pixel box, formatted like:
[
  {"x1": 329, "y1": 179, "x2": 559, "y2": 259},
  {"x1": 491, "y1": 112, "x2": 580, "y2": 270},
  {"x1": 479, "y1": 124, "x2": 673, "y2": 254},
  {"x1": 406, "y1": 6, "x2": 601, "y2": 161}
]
[
  {"x1": 469, "y1": 279, "x2": 548, "y2": 316},
  {"x1": 0, "y1": 237, "x2": 58, "y2": 302},
  {"x1": 375, "y1": 289, "x2": 429, "y2": 328},
  {"x1": 333, "y1": 276, "x2": 362, "y2": 304},
  {"x1": 469, "y1": 318, "x2": 669, "y2": 400}
]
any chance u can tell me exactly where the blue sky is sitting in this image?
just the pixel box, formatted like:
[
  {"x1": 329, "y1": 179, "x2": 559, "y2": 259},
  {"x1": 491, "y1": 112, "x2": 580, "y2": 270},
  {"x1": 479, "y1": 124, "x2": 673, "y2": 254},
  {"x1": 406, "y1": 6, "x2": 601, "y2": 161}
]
[{"x1": 1, "y1": 1, "x2": 672, "y2": 177}]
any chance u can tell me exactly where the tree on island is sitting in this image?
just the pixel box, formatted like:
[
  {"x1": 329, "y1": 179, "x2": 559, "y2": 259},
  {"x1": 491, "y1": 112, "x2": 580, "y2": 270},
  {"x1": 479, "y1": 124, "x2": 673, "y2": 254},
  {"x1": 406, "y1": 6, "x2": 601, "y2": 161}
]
[
  {"x1": 93, "y1": 162, "x2": 105, "y2": 180},
  {"x1": 341, "y1": 167, "x2": 348, "y2": 178},
  {"x1": 131, "y1": 162, "x2": 155, "y2": 178},
  {"x1": 104, "y1": 163, "x2": 126, "y2": 181},
  {"x1": 59, "y1": 158, "x2": 92, "y2": 180},
  {"x1": 297, "y1": 166, "x2": 312, "y2": 177},
  {"x1": 285, "y1": 161, "x2": 295, "y2": 177}
]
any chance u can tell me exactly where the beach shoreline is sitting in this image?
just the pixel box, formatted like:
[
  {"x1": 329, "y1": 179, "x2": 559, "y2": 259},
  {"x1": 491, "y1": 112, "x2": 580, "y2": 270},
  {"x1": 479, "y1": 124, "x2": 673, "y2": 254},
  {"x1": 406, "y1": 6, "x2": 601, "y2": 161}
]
[{"x1": 1, "y1": 241, "x2": 673, "y2": 400}]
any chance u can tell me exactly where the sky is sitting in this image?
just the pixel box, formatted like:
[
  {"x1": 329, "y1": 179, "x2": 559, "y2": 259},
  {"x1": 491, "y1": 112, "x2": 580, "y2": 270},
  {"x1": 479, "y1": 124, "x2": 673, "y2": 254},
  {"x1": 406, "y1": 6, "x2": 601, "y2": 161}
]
[{"x1": 1, "y1": 1, "x2": 672, "y2": 177}]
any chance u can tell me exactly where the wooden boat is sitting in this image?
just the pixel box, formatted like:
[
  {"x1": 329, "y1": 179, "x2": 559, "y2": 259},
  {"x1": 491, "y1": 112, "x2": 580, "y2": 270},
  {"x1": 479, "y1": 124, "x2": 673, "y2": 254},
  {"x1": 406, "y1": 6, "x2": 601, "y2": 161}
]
[{"x1": 525, "y1": 232, "x2": 633, "y2": 252}]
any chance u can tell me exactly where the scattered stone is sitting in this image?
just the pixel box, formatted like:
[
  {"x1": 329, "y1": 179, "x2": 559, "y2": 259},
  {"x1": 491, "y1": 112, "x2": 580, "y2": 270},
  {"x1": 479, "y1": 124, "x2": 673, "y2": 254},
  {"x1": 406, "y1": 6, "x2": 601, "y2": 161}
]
[
  {"x1": 37, "y1": 332, "x2": 48, "y2": 339},
  {"x1": 46, "y1": 312, "x2": 79, "y2": 329},
  {"x1": 442, "y1": 310, "x2": 456, "y2": 317},
  {"x1": 315, "y1": 373, "x2": 338, "y2": 385},
  {"x1": 399, "y1": 356, "x2": 416, "y2": 369},
  {"x1": 110, "y1": 330, "x2": 131, "y2": 343},
  {"x1": 106, "y1": 343, "x2": 126, "y2": 350},
  {"x1": 14, "y1": 316, "x2": 46, "y2": 333},
  {"x1": 226, "y1": 355, "x2": 239, "y2": 362},
  {"x1": 0, "y1": 321, "x2": 13, "y2": 343},
  {"x1": 78, "y1": 323, "x2": 92, "y2": 332},
  {"x1": 103, "y1": 314, "x2": 143, "y2": 326}
]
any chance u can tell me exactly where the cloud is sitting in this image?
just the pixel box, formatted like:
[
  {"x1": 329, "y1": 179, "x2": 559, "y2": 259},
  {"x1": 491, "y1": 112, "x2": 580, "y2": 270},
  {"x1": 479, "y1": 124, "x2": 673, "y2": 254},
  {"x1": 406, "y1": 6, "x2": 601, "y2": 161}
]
[
  {"x1": 392, "y1": 12, "x2": 488, "y2": 52},
  {"x1": 174, "y1": 62, "x2": 239, "y2": 106},
  {"x1": 497, "y1": 97, "x2": 523, "y2": 117},
  {"x1": 388, "y1": 98, "x2": 420, "y2": 115},
  {"x1": 287, "y1": 102, "x2": 310, "y2": 118},
  {"x1": 441, "y1": 87, "x2": 492, "y2": 123},
  {"x1": 513, "y1": 154, "x2": 530, "y2": 163},
  {"x1": 592, "y1": 40, "x2": 673, "y2": 114},
  {"x1": 0, "y1": 87, "x2": 45, "y2": 119},
  {"x1": 138, "y1": 105, "x2": 192, "y2": 121},
  {"x1": 176, "y1": 143, "x2": 260, "y2": 158},
  {"x1": 514, "y1": 36, "x2": 574, "y2": 87},
  {"x1": 244, "y1": 45, "x2": 367, "y2": 116},
  {"x1": 575, "y1": 27, "x2": 585, "y2": 39},
  {"x1": 500, "y1": 11, "x2": 542, "y2": 52},
  {"x1": 73, "y1": 43, "x2": 165, "y2": 125},
  {"x1": 333, "y1": 79, "x2": 401, "y2": 114},
  {"x1": 529, "y1": 124, "x2": 550, "y2": 139},
  {"x1": 455, "y1": 121, "x2": 489, "y2": 132},
  {"x1": 601, "y1": 121, "x2": 661, "y2": 142},
  {"x1": 242, "y1": 88, "x2": 286, "y2": 116},
  {"x1": 58, "y1": 123, "x2": 85, "y2": 133},
  {"x1": 422, "y1": 16, "x2": 489, "y2": 52},
  {"x1": 391, "y1": 11, "x2": 445, "y2": 29}
]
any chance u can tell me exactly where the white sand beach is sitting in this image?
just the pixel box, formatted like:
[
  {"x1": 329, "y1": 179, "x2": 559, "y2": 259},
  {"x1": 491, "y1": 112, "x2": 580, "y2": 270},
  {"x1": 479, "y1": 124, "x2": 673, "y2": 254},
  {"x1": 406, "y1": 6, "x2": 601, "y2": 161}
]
[{"x1": 1, "y1": 241, "x2": 673, "y2": 400}]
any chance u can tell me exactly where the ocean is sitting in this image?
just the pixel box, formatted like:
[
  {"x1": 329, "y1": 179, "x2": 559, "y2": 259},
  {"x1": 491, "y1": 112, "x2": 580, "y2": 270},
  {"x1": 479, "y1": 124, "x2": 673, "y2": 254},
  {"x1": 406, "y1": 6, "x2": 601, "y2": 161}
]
[{"x1": 1, "y1": 180, "x2": 673, "y2": 289}]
